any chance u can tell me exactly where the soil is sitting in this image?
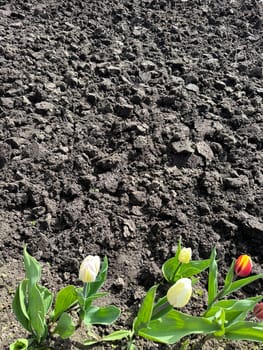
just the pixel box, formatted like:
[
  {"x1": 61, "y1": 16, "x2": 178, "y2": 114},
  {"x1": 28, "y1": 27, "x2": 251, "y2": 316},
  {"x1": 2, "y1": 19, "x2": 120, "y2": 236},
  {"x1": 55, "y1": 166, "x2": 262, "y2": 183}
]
[{"x1": 0, "y1": 0, "x2": 263, "y2": 349}]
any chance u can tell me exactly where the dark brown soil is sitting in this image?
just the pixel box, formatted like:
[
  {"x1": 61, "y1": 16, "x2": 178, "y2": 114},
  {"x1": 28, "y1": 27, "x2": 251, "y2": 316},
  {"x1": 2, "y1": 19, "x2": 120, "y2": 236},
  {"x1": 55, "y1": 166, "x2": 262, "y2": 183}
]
[{"x1": 1, "y1": 0, "x2": 263, "y2": 349}]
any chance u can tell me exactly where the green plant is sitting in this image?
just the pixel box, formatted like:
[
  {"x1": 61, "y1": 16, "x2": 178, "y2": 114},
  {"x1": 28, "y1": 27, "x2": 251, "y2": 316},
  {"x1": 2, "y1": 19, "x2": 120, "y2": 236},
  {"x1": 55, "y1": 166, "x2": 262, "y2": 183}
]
[
  {"x1": 10, "y1": 247, "x2": 120, "y2": 350},
  {"x1": 125, "y1": 241, "x2": 263, "y2": 349},
  {"x1": 10, "y1": 242, "x2": 263, "y2": 350}
]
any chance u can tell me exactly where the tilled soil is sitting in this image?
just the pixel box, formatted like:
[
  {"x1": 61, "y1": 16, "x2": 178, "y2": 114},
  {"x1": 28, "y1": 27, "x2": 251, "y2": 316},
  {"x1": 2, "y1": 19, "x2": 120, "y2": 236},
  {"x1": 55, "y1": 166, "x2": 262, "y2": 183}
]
[{"x1": 0, "y1": 0, "x2": 263, "y2": 349}]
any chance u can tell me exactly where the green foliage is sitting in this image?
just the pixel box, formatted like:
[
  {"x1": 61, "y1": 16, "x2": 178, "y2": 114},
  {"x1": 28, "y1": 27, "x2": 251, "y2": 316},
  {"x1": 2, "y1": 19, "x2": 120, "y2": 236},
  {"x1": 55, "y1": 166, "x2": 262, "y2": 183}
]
[
  {"x1": 205, "y1": 297, "x2": 262, "y2": 326},
  {"x1": 9, "y1": 338, "x2": 29, "y2": 350},
  {"x1": 139, "y1": 309, "x2": 221, "y2": 344},
  {"x1": 221, "y1": 274, "x2": 263, "y2": 298},
  {"x1": 51, "y1": 285, "x2": 77, "y2": 321},
  {"x1": 208, "y1": 248, "x2": 218, "y2": 306},
  {"x1": 23, "y1": 246, "x2": 41, "y2": 286},
  {"x1": 133, "y1": 285, "x2": 158, "y2": 332},
  {"x1": 83, "y1": 330, "x2": 131, "y2": 346},
  {"x1": 225, "y1": 321, "x2": 263, "y2": 342},
  {"x1": 10, "y1": 241, "x2": 263, "y2": 350},
  {"x1": 12, "y1": 281, "x2": 31, "y2": 332},
  {"x1": 27, "y1": 283, "x2": 47, "y2": 342},
  {"x1": 11, "y1": 248, "x2": 120, "y2": 349},
  {"x1": 53, "y1": 312, "x2": 75, "y2": 339},
  {"x1": 87, "y1": 256, "x2": 108, "y2": 295},
  {"x1": 83, "y1": 305, "x2": 120, "y2": 325},
  {"x1": 163, "y1": 258, "x2": 210, "y2": 283},
  {"x1": 132, "y1": 241, "x2": 263, "y2": 348}
]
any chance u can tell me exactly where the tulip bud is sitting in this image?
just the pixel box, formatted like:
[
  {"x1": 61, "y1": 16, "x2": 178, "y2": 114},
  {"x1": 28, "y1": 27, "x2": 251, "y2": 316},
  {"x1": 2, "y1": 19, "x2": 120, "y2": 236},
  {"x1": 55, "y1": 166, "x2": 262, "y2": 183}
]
[
  {"x1": 253, "y1": 302, "x2": 263, "y2": 320},
  {"x1": 167, "y1": 278, "x2": 192, "y2": 308},
  {"x1": 179, "y1": 247, "x2": 192, "y2": 264},
  {"x1": 79, "y1": 255, "x2": 100, "y2": 283},
  {"x1": 234, "y1": 254, "x2": 253, "y2": 277}
]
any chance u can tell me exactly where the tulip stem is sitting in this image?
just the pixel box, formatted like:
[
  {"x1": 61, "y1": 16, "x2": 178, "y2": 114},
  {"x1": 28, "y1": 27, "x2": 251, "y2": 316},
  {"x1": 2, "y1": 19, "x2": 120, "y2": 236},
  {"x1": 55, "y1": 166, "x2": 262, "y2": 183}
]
[
  {"x1": 171, "y1": 262, "x2": 182, "y2": 281},
  {"x1": 151, "y1": 301, "x2": 172, "y2": 319},
  {"x1": 83, "y1": 282, "x2": 89, "y2": 299},
  {"x1": 204, "y1": 290, "x2": 224, "y2": 315}
]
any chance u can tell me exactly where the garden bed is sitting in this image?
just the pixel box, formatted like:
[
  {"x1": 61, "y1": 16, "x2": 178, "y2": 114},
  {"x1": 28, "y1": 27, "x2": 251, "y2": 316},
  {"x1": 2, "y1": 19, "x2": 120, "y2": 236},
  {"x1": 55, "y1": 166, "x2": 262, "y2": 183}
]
[{"x1": 1, "y1": 0, "x2": 263, "y2": 349}]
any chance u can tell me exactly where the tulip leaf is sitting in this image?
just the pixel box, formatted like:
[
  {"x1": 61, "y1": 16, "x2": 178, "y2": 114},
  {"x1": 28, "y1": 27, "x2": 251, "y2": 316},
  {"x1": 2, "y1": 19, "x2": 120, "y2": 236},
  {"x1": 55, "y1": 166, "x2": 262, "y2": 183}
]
[
  {"x1": 225, "y1": 321, "x2": 263, "y2": 342},
  {"x1": 9, "y1": 338, "x2": 29, "y2": 350},
  {"x1": 163, "y1": 257, "x2": 210, "y2": 283},
  {"x1": 222, "y1": 259, "x2": 235, "y2": 294},
  {"x1": 179, "y1": 259, "x2": 211, "y2": 278},
  {"x1": 12, "y1": 280, "x2": 31, "y2": 332},
  {"x1": 53, "y1": 312, "x2": 75, "y2": 339},
  {"x1": 133, "y1": 285, "x2": 158, "y2": 333},
  {"x1": 208, "y1": 248, "x2": 218, "y2": 306},
  {"x1": 28, "y1": 284, "x2": 46, "y2": 342},
  {"x1": 151, "y1": 296, "x2": 173, "y2": 320},
  {"x1": 52, "y1": 285, "x2": 78, "y2": 321},
  {"x1": 37, "y1": 285, "x2": 53, "y2": 316},
  {"x1": 23, "y1": 246, "x2": 41, "y2": 286},
  {"x1": 87, "y1": 256, "x2": 108, "y2": 296},
  {"x1": 83, "y1": 305, "x2": 120, "y2": 325},
  {"x1": 76, "y1": 288, "x2": 108, "y2": 311},
  {"x1": 83, "y1": 330, "x2": 131, "y2": 345},
  {"x1": 213, "y1": 308, "x2": 226, "y2": 337},
  {"x1": 99, "y1": 330, "x2": 131, "y2": 341},
  {"x1": 205, "y1": 297, "x2": 263, "y2": 326},
  {"x1": 162, "y1": 256, "x2": 180, "y2": 282},
  {"x1": 162, "y1": 239, "x2": 181, "y2": 282},
  {"x1": 138, "y1": 309, "x2": 221, "y2": 344},
  {"x1": 221, "y1": 273, "x2": 263, "y2": 298}
]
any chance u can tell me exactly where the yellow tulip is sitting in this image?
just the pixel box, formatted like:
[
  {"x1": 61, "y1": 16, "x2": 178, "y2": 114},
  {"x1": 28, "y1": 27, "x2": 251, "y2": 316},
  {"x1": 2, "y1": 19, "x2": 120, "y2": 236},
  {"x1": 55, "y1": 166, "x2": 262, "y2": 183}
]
[
  {"x1": 167, "y1": 278, "x2": 192, "y2": 308},
  {"x1": 179, "y1": 247, "x2": 192, "y2": 264},
  {"x1": 79, "y1": 255, "x2": 100, "y2": 283}
]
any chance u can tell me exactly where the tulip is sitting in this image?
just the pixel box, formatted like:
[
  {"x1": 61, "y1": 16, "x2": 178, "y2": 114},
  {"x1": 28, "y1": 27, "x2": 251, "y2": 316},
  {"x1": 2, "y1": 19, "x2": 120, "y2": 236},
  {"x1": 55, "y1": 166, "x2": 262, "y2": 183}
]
[
  {"x1": 167, "y1": 278, "x2": 192, "y2": 308},
  {"x1": 234, "y1": 254, "x2": 252, "y2": 277},
  {"x1": 253, "y1": 302, "x2": 263, "y2": 320},
  {"x1": 79, "y1": 255, "x2": 100, "y2": 283},
  {"x1": 179, "y1": 247, "x2": 192, "y2": 264}
]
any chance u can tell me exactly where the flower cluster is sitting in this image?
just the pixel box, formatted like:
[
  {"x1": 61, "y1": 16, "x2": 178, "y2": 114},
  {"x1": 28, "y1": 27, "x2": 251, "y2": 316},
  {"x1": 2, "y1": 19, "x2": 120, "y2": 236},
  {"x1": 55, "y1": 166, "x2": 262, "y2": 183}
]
[{"x1": 10, "y1": 243, "x2": 263, "y2": 350}]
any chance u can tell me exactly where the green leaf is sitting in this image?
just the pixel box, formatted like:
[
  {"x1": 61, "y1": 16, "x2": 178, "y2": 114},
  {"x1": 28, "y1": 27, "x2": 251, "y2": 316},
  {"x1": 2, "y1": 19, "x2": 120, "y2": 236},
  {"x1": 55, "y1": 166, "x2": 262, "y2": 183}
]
[
  {"x1": 100, "y1": 330, "x2": 132, "y2": 341},
  {"x1": 162, "y1": 257, "x2": 210, "y2": 283},
  {"x1": 53, "y1": 312, "x2": 75, "y2": 339},
  {"x1": 83, "y1": 330, "x2": 131, "y2": 345},
  {"x1": 76, "y1": 288, "x2": 108, "y2": 312},
  {"x1": 138, "y1": 309, "x2": 221, "y2": 344},
  {"x1": 37, "y1": 285, "x2": 53, "y2": 316},
  {"x1": 9, "y1": 338, "x2": 28, "y2": 350},
  {"x1": 179, "y1": 259, "x2": 211, "y2": 278},
  {"x1": 213, "y1": 308, "x2": 226, "y2": 337},
  {"x1": 133, "y1": 285, "x2": 158, "y2": 333},
  {"x1": 23, "y1": 246, "x2": 41, "y2": 286},
  {"x1": 87, "y1": 256, "x2": 108, "y2": 296},
  {"x1": 221, "y1": 273, "x2": 263, "y2": 298},
  {"x1": 52, "y1": 285, "x2": 77, "y2": 321},
  {"x1": 205, "y1": 296, "x2": 263, "y2": 326},
  {"x1": 83, "y1": 305, "x2": 120, "y2": 325},
  {"x1": 222, "y1": 259, "x2": 235, "y2": 294},
  {"x1": 225, "y1": 321, "x2": 263, "y2": 342},
  {"x1": 28, "y1": 284, "x2": 46, "y2": 342},
  {"x1": 208, "y1": 248, "x2": 218, "y2": 306},
  {"x1": 162, "y1": 239, "x2": 181, "y2": 282},
  {"x1": 12, "y1": 280, "x2": 31, "y2": 332},
  {"x1": 151, "y1": 296, "x2": 173, "y2": 320}
]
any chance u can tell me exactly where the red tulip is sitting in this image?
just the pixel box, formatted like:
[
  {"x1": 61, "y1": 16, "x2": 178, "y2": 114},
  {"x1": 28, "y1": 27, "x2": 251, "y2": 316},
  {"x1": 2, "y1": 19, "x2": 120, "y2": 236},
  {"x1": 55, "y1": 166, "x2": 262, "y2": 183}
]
[
  {"x1": 254, "y1": 302, "x2": 263, "y2": 320},
  {"x1": 234, "y1": 255, "x2": 252, "y2": 277}
]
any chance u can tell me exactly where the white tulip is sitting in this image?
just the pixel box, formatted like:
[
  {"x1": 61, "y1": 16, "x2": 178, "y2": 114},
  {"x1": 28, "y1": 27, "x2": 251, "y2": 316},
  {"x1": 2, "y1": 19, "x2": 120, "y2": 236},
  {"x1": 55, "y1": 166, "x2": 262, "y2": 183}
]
[
  {"x1": 167, "y1": 278, "x2": 192, "y2": 308},
  {"x1": 79, "y1": 255, "x2": 100, "y2": 283},
  {"x1": 179, "y1": 248, "x2": 192, "y2": 264}
]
